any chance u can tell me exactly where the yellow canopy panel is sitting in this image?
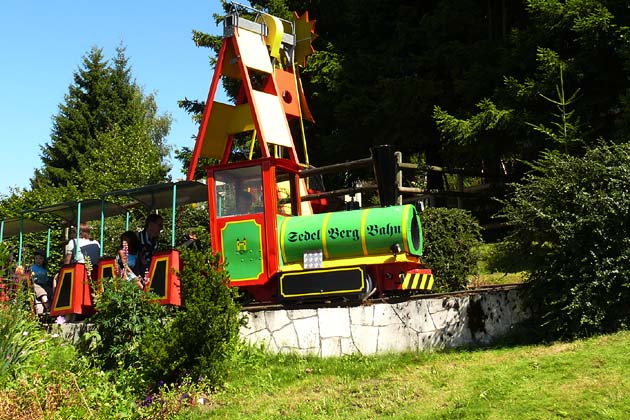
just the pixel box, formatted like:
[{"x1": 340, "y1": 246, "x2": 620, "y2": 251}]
[{"x1": 200, "y1": 102, "x2": 255, "y2": 159}]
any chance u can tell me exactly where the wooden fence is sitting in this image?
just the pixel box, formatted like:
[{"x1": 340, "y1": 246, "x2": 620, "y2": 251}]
[{"x1": 299, "y1": 151, "x2": 504, "y2": 211}]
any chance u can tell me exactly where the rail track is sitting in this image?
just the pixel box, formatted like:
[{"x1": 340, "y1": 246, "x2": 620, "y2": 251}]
[{"x1": 241, "y1": 282, "x2": 523, "y2": 312}]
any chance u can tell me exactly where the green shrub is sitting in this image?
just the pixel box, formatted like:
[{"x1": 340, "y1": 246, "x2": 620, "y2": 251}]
[
  {"x1": 0, "y1": 304, "x2": 48, "y2": 385},
  {"x1": 0, "y1": 242, "x2": 14, "y2": 279},
  {"x1": 141, "y1": 230, "x2": 243, "y2": 390},
  {"x1": 420, "y1": 207, "x2": 483, "y2": 291},
  {"x1": 501, "y1": 145, "x2": 630, "y2": 339},
  {"x1": 84, "y1": 277, "x2": 168, "y2": 376}
]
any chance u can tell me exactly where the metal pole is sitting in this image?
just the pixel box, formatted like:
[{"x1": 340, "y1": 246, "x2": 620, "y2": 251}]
[
  {"x1": 18, "y1": 218, "x2": 23, "y2": 265},
  {"x1": 46, "y1": 228, "x2": 51, "y2": 258},
  {"x1": 100, "y1": 199, "x2": 105, "y2": 256},
  {"x1": 75, "y1": 201, "x2": 82, "y2": 261},
  {"x1": 171, "y1": 184, "x2": 177, "y2": 248},
  {"x1": 395, "y1": 151, "x2": 403, "y2": 206}
]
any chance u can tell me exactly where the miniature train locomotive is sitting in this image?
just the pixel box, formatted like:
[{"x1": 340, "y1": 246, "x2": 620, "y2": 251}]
[{"x1": 187, "y1": 4, "x2": 434, "y2": 303}]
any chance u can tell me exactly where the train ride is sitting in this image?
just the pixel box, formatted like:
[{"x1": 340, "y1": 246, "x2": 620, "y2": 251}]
[
  {"x1": 185, "y1": 4, "x2": 434, "y2": 303},
  {"x1": 0, "y1": 4, "x2": 434, "y2": 316}
]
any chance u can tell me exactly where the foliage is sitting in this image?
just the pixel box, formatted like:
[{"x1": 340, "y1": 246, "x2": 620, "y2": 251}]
[
  {"x1": 501, "y1": 143, "x2": 630, "y2": 339},
  {"x1": 434, "y1": 0, "x2": 630, "y2": 169},
  {"x1": 174, "y1": 203, "x2": 210, "y2": 245},
  {"x1": 0, "y1": 304, "x2": 47, "y2": 385},
  {"x1": 0, "y1": 242, "x2": 15, "y2": 279},
  {"x1": 83, "y1": 277, "x2": 168, "y2": 376},
  {"x1": 526, "y1": 64, "x2": 583, "y2": 153},
  {"x1": 0, "y1": 351, "x2": 139, "y2": 419},
  {"x1": 2, "y1": 328, "x2": 212, "y2": 419},
  {"x1": 141, "y1": 230, "x2": 243, "y2": 389},
  {"x1": 136, "y1": 374, "x2": 213, "y2": 420},
  {"x1": 34, "y1": 45, "x2": 171, "y2": 194},
  {"x1": 420, "y1": 207, "x2": 482, "y2": 291}
]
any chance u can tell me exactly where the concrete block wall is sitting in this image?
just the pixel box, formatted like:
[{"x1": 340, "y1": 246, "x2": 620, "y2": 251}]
[{"x1": 240, "y1": 288, "x2": 529, "y2": 357}]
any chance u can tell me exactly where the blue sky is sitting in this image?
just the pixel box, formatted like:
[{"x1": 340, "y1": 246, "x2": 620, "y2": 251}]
[{"x1": 0, "y1": 0, "x2": 226, "y2": 196}]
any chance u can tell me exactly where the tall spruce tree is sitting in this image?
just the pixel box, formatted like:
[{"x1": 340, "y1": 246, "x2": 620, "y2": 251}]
[{"x1": 34, "y1": 46, "x2": 171, "y2": 194}]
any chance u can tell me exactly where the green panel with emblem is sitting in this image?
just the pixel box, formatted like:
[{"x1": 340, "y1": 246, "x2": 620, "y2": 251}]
[{"x1": 220, "y1": 220, "x2": 264, "y2": 281}]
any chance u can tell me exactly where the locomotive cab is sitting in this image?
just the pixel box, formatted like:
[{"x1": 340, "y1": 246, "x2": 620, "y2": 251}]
[{"x1": 207, "y1": 157, "x2": 302, "y2": 302}]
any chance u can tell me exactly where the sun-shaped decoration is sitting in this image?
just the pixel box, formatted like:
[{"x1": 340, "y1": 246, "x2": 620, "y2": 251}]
[{"x1": 293, "y1": 11, "x2": 317, "y2": 68}]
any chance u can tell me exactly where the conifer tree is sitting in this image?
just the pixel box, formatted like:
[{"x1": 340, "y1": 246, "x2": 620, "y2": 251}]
[{"x1": 34, "y1": 46, "x2": 171, "y2": 194}]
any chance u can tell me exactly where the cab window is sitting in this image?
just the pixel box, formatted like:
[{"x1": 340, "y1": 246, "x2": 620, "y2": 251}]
[{"x1": 214, "y1": 166, "x2": 264, "y2": 217}]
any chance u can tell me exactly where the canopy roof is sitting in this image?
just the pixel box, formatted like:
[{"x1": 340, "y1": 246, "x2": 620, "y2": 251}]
[
  {"x1": 106, "y1": 180, "x2": 208, "y2": 211},
  {"x1": 0, "y1": 181, "x2": 208, "y2": 240},
  {"x1": 30, "y1": 199, "x2": 128, "y2": 225},
  {"x1": 0, "y1": 217, "x2": 50, "y2": 238}
]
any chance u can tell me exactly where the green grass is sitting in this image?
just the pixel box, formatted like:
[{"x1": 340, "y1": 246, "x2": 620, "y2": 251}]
[
  {"x1": 468, "y1": 271, "x2": 526, "y2": 287},
  {"x1": 467, "y1": 243, "x2": 527, "y2": 287},
  {"x1": 179, "y1": 331, "x2": 630, "y2": 419}
]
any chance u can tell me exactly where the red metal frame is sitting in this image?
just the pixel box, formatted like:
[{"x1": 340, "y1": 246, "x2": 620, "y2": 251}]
[
  {"x1": 206, "y1": 157, "x2": 302, "y2": 300},
  {"x1": 50, "y1": 264, "x2": 94, "y2": 316},
  {"x1": 144, "y1": 249, "x2": 181, "y2": 306}
]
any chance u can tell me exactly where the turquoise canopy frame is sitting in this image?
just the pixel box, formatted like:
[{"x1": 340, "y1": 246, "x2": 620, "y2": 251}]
[{"x1": 0, "y1": 180, "x2": 208, "y2": 265}]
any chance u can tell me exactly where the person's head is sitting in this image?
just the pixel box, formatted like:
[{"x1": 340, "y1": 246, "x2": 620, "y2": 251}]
[
  {"x1": 33, "y1": 249, "x2": 46, "y2": 267},
  {"x1": 236, "y1": 190, "x2": 254, "y2": 214},
  {"x1": 144, "y1": 213, "x2": 163, "y2": 240},
  {"x1": 120, "y1": 231, "x2": 140, "y2": 253},
  {"x1": 71, "y1": 222, "x2": 93, "y2": 240}
]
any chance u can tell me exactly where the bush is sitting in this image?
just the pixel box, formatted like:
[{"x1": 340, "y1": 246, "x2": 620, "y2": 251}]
[
  {"x1": 420, "y1": 207, "x2": 483, "y2": 291},
  {"x1": 0, "y1": 304, "x2": 48, "y2": 385},
  {"x1": 141, "y1": 230, "x2": 243, "y2": 390},
  {"x1": 501, "y1": 145, "x2": 630, "y2": 339},
  {"x1": 83, "y1": 276, "x2": 168, "y2": 392}
]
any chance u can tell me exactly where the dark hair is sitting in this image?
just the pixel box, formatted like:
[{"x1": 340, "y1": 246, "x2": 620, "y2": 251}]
[
  {"x1": 145, "y1": 213, "x2": 163, "y2": 229},
  {"x1": 120, "y1": 230, "x2": 141, "y2": 252},
  {"x1": 33, "y1": 249, "x2": 47, "y2": 267}
]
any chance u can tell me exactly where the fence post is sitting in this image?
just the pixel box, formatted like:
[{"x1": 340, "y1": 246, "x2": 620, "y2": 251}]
[{"x1": 370, "y1": 145, "x2": 397, "y2": 207}]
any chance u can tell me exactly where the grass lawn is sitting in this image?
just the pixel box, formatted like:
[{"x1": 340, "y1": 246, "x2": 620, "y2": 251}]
[
  {"x1": 467, "y1": 242, "x2": 528, "y2": 288},
  {"x1": 180, "y1": 331, "x2": 630, "y2": 419}
]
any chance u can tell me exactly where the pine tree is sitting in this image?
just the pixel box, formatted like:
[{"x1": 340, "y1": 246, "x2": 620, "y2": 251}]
[{"x1": 35, "y1": 46, "x2": 171, "y2": 193}]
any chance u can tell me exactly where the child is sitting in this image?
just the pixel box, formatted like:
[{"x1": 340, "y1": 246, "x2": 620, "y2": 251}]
[
  {"x1": 116, "y1": 231, "x2": 143, "y2": 288},
  {"x1": 31, "y1": 249, "x2": 51, "y2": 314}
]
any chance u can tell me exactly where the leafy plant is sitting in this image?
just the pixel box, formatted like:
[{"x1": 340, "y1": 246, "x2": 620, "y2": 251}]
[
  {"x1": 141, "y1": 229, "x2": 243, "y2": 389},
  {"x1": 0, "y1": 242, "x2": 15, "y2": 279},
  {"x1": 83, "y1": 277, "x2": 168, "y2": 374},
  {"x1": 136, "y1": 373, "x2": 213, "y2": 420},
  {"x1": 0, "y1": 304, "x2": 47, "y2": 385},
  {"x1": 420, "y1": 207, "x2": 483, "y2": 291},
  {"x1": 501, "y1": 143, "x2": 630, "y2": 339},
  {"x1": 527, "y1": 63, "x2": 583, "y2": 153}
]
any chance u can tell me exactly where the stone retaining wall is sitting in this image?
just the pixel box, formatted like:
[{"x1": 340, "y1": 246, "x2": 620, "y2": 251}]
[
  {"x1": 58, "y1": 287, "x2": 529, "y2": 357},
  {"x1": 240, "y1": 287, "x2": 529, "y2": 357}
]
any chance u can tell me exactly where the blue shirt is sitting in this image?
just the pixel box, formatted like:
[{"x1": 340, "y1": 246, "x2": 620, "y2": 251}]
[{"x1": 31, "y1": 264, "x2": 50, "y2": 287}]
